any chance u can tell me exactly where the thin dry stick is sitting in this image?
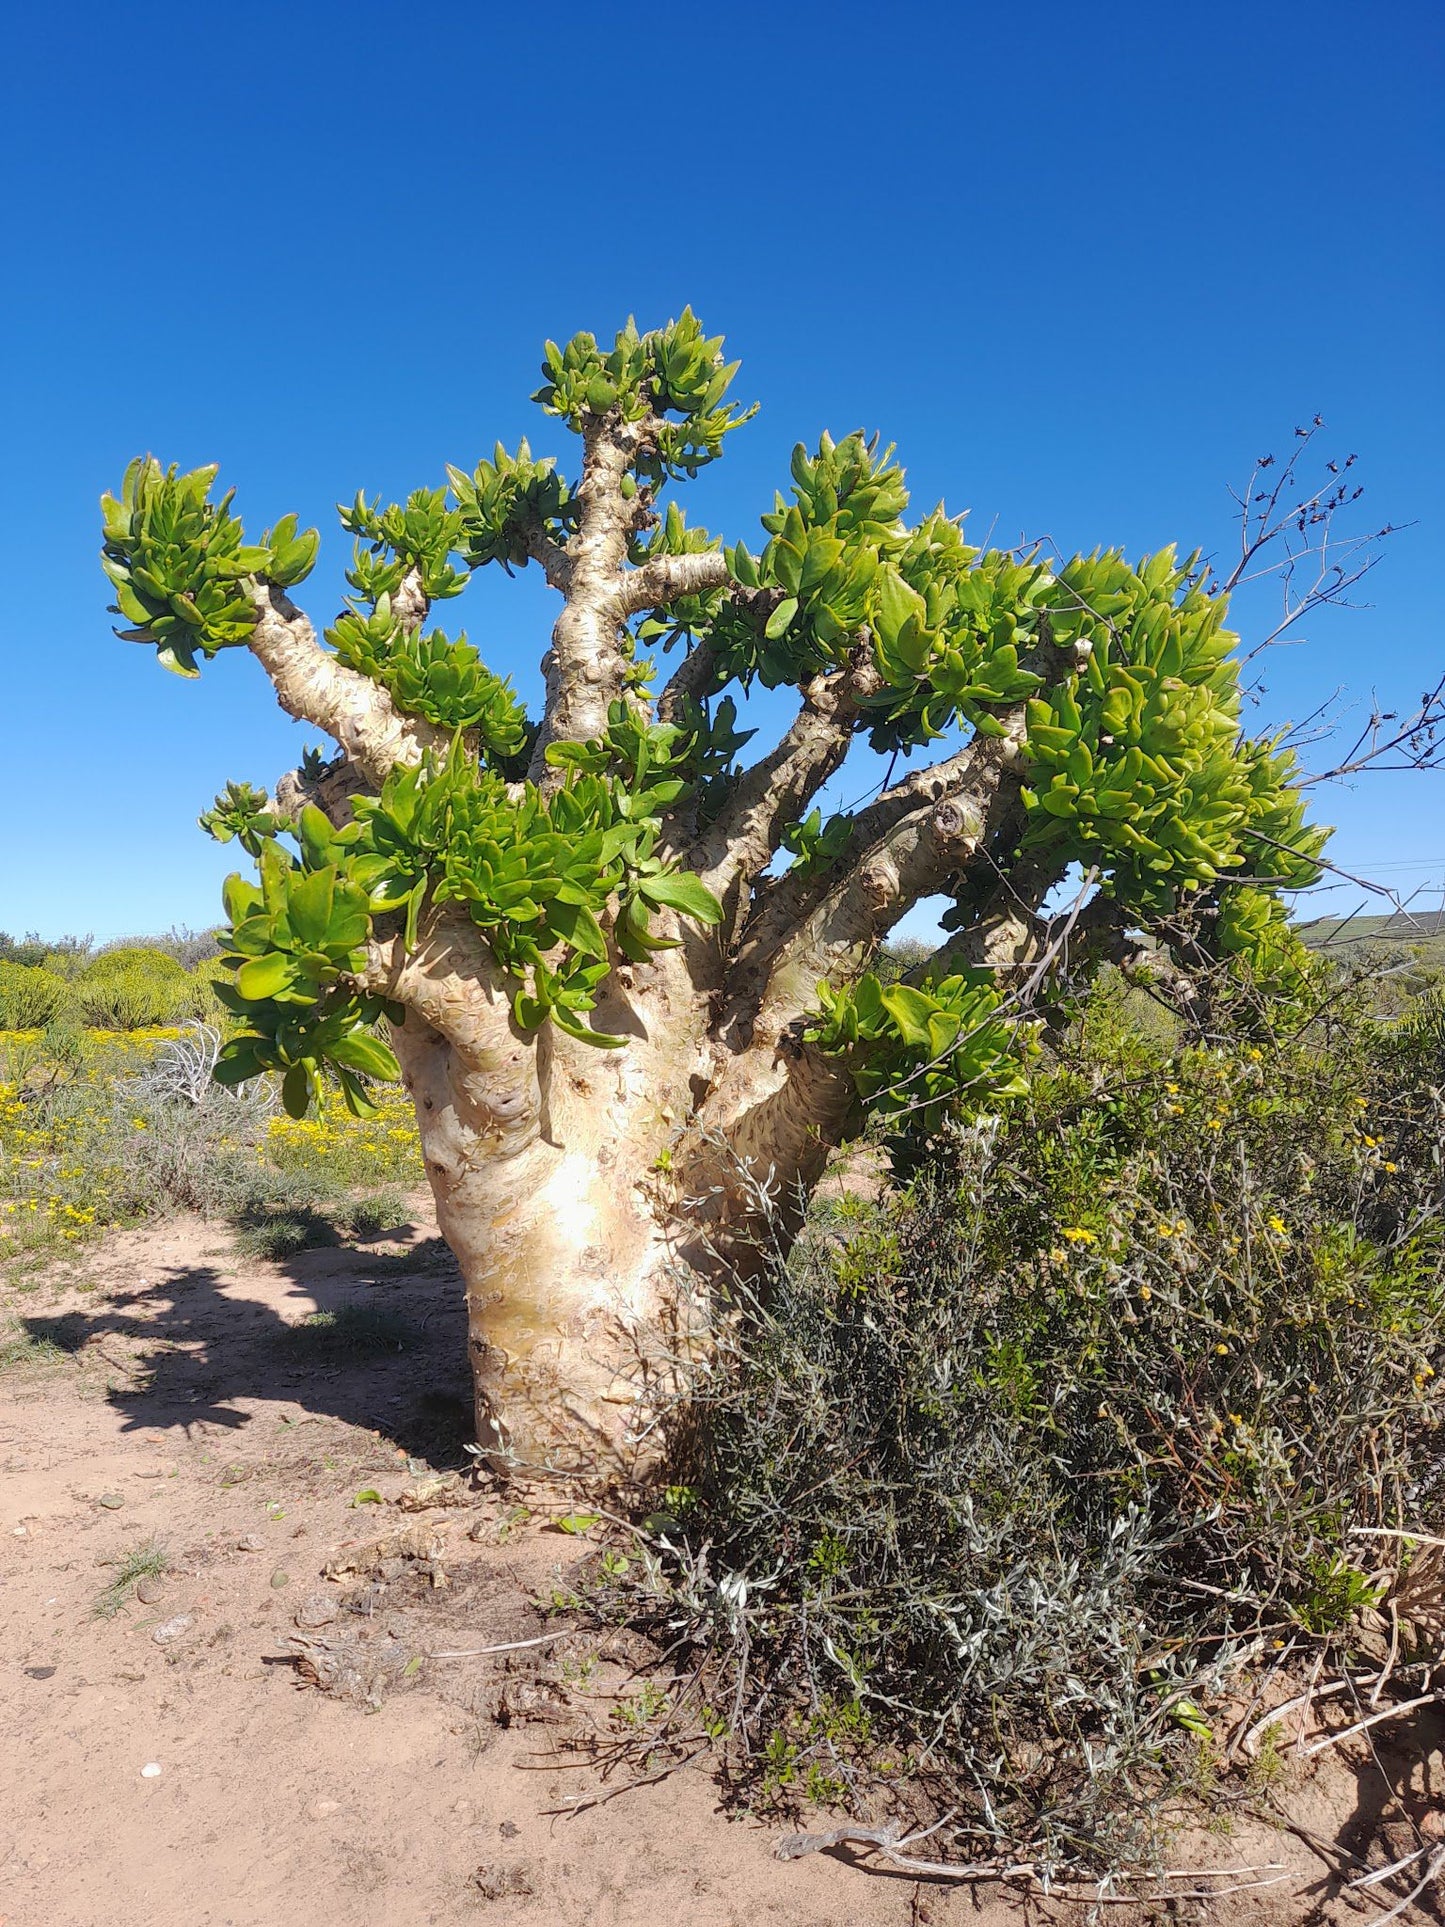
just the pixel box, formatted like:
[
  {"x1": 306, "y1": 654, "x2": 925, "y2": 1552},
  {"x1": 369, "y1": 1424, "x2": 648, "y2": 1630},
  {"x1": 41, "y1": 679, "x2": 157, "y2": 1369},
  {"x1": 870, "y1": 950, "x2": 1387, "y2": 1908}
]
[
  {"x1": 1350, "y1": 1526, "x2": 1445, "y2": 1551},
  {"x1": 1224, "y1": 1635, "x2": 1297, "y2": 1764},
  {"x1": 775, "y1": 1827, "x2": 1290, "y2": 1901},
  {"x1": 1370, "y1": 1602, "x2": 1401, "y2": 1710},
  {"x1": 1044, "y1": 1874, "x2": 1293, "y2": 1905},
  {"x1": 427, "y1": 1630, "x2": 580, "y2": 1659},
  {"x1": 1239, "y1": 1674, "x2": 1377, "y2": 1756},
  {"x1": 1355, "y1": 1844, "x2": 1445, "y2": 1927},
  {"x1": 542, "y1": 1743, "x2": 708, "y2": 1816},
  {"x1": 1300, "y1": 1691, "x2": 1442, "y2": 1760},
  {"x1": 1352, "y1": 1845, "x2": 1432, "y2": 1891}
]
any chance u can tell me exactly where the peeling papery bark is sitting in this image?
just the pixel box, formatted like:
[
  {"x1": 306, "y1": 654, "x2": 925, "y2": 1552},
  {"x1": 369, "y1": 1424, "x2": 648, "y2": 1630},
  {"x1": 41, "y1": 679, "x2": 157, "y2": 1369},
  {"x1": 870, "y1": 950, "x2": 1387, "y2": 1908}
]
[
  {"x1": 384, "y1": 951, "x2": 722, "y2": 1483},
  {"x1": 248, "y1": 583, "x2": 449, "y2": 786}
]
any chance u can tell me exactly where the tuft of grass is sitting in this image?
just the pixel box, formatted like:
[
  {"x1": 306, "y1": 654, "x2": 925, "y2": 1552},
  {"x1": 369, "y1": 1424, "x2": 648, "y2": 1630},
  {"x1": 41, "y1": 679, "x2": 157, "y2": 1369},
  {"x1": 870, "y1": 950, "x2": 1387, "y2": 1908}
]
[
  {"x1": 0, "y1": 1320, "x2": 69, "y2": 1370},
  {"x1": 338, "y1": 1190, "x2": 408, "y2": 1241},
  {"x1": 94, "y1": 1537, "x2": 170, "y2": 1618},
  {"x1": 281, "y1": 1302, "x2": 418, "y2": 1355},
  {"x1": 231, "y1": 1204, "x2": 340, "y2": 1261}
]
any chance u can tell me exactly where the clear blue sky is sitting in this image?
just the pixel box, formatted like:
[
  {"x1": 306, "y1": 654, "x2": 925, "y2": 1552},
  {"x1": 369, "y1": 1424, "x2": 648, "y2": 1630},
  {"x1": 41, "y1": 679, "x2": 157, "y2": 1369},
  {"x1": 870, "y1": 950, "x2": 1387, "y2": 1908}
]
[{"x1": 1, "y1": 0, "x2": 1439, "y2": 942}]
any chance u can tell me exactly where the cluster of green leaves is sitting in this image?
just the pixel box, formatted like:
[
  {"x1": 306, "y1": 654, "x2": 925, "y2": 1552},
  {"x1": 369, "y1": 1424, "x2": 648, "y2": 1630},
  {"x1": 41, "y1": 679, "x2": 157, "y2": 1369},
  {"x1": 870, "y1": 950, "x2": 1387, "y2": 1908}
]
[
  {"x1": 534, "y1": 310, "x2": 757, "y2": 484},
  {"x1": 338, "y1": 486, "x2": 468, "y2": 602},
  {"x1": 446, "y1": 440, "x2": 576, "y2": 570},
  {"x1": 710, "y1": 434, "x2": 1048, "y2": 748},
  {"x1": 1018, "y1": 549, "x2": 1328, "y2": 917},
  {"x1": 213, "y1": 838, "x2": 400, "y2": 1117},
  {"x1": 807, "y1": 968, "x2": 1032, "y2": 1156},
  {"x1": 325, "y1": 597, "x2": 531, "y2": 772},
  {"x1": 538, "y1": 701, "x2": 724, "y2": 971},
  {"x1": 1214, "y1": 885, "x2": 1316, "y2": 1007},
  {"x1": 549, "y1": 690, "x2": 752, "y2": 826},
  {"x1": 101, "y1": 459, "x2": 317, "y2": 676},
  {"x1": 781, "y1": 807, "x2": 851, "y2": 878},
  {"x1": 711, "y1": 432, "x2": 909, "y2": 690},
  {"x1": 215, "y1": 717, "x2": 725, "y2": 1069},
  {"x1": 199, "y1": 781, "x2": 288, "y2": 857}
]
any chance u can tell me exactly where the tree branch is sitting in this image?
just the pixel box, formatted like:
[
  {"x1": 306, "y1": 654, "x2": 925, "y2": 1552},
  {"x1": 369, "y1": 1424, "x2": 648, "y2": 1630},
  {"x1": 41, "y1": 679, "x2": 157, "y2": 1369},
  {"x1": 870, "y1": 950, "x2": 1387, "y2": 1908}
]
[
  {"x1": 656, "y1": 640, "x2": 717, "y2": 726},
  {"x1": 613, "y1": 549, "x2": 729, "y2": 619},
  {"x1": 731, "y1": 739, "x2": 991, "y2": 978},
  {"x1": 273, "y1": 748, "x2": 365, "y2": 827},
  {"x1": 688, "y1": 644, "x2": 885, "y2": 924},
  {"x1": 520, "y1": 515, "x2": 575, "y2": 596},
  {"x1": 738, "y1": 783, "x2": 1003, "y2": 1042},
  {"x1": 530, "y1": 415, "x2": 656, "y2": 775},
  {"x1": 247, "y1": 582, "x2": 450, "y2": 785},
  {"x1": 356, "y1": 912, "x2": 526, "y2": 1072}
]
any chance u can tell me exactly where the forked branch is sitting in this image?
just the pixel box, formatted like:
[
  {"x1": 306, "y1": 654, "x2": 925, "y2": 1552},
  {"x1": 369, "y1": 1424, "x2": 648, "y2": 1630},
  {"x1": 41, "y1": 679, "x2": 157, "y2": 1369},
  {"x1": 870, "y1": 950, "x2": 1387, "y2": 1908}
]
[{"x1": 248, "y1": 582, "x2": 451, "y2": 783}]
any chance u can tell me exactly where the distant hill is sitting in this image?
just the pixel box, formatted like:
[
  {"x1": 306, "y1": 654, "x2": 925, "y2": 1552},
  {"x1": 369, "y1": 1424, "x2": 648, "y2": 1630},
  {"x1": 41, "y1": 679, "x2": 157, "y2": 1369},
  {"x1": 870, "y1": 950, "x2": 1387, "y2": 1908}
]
[
  {"x1": 1299, "y1": 909, "x2": 1445, "y2": 949},
  {"x1": 1296, "y1": 911, "x2": 1445, "y2": 1009}
]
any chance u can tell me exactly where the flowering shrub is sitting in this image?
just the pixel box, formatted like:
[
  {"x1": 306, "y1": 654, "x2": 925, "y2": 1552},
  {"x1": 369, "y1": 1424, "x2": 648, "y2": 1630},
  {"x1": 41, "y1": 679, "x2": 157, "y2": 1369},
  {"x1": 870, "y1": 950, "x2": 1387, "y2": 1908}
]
[
  {"x1": 263, "y1": 1085, "x2": 423, "y2": 1189},
  {"x1": 594, "y1": 977, "x2": 1445, "y2": 1872},
  {"x1": 0, "y1": 1026, "x2": 421, "y2": 1262}
]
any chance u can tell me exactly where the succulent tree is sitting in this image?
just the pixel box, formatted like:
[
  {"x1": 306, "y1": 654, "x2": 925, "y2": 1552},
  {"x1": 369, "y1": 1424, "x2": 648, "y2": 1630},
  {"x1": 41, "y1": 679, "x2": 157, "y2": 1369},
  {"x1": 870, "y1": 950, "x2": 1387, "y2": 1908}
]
[{"x1": 103, "y1": 311, "x2": 1329, "y2": 1480}]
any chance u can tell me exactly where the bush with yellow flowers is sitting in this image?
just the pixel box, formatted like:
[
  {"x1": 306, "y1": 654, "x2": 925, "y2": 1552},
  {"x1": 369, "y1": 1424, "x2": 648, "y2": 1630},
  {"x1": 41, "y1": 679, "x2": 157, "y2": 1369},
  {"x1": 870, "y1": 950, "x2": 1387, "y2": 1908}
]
[
  {"x1": 594, "y1": 971, "x2": 1445, "y2": 1877},
  {"x1": 0, "y1": 1022, "x2": 421, "y2": 1266}
]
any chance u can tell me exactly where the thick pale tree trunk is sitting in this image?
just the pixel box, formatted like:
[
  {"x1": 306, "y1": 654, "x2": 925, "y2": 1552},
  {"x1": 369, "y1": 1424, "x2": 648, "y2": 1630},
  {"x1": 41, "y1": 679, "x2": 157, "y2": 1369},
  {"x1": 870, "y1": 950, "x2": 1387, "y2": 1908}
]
[
  {"x1": 385, "y1": 925, "x2": 860, "y2": 1484},
  {"x1": 389, "y1": 956, "x2": 727, "y2": 1483}
]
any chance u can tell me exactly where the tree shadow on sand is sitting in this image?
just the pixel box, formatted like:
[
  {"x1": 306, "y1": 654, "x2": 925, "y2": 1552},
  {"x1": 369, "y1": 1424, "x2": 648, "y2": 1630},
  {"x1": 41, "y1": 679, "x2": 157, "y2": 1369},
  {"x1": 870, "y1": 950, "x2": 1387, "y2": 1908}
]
[{"x1": 19, "y1": 1224, "x2": 475, "y2": 1467}]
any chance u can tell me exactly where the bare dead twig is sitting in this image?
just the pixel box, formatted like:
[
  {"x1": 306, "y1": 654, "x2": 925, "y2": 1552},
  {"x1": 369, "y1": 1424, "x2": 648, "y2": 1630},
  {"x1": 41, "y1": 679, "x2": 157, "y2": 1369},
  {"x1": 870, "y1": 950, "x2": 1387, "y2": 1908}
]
[
  {"x1": 1300, "y1": 1690, "x2": 1443, "y2": 1760},
  {"x1": 775, "y1": 1824, "x2": 1290, "y2": 1901},
  {"x1": 427, "y1": 1630, "x2": 581, "y2": 1659},
  {"x1": 1352, "y1": 1843, "x2": 1445, "y2": 1927},
  {"x1": 541, "y1": 1743, "x2": 708, "y2": 1816}
]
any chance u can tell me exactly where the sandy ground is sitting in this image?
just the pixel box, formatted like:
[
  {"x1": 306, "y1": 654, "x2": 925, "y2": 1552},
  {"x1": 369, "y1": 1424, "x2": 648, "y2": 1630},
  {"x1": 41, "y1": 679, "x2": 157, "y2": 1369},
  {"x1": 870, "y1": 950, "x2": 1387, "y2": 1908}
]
[{"x1": 1, "y1": 1205, "x2": 1441, "y2": 1927}]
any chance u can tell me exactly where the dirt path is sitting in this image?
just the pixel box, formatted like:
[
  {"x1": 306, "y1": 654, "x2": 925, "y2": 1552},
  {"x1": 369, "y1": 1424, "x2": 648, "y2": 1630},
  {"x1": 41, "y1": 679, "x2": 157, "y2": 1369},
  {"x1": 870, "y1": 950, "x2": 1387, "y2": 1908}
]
[{"x1": 1, "y1": 1209, "x2": 1438, "y2": 1925}]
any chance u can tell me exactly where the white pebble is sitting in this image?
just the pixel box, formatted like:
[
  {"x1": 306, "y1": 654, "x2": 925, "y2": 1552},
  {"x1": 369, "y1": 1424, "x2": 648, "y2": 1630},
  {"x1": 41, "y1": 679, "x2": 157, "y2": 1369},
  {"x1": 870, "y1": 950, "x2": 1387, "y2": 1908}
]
[{"x1": 140, "y1": 1763, "x2": 163, "y2": 1779}]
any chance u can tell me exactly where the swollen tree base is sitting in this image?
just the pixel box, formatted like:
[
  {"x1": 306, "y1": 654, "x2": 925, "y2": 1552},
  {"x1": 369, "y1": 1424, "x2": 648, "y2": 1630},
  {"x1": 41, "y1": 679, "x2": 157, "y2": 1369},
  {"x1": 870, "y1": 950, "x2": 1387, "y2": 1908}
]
[{"x1": 391, "y1": 985, "x2": 720, "y2": 1485}]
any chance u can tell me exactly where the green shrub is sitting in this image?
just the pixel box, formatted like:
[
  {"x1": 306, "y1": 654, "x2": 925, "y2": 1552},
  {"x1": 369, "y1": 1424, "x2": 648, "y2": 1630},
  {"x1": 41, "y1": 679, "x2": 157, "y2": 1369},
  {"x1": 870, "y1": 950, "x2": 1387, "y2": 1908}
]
[
  {"x1": 602, "y1": 983, "x2": 1445, "y2": 1873},
  {"x1": 74, "y1": 947, "x2": 204, "y2": 1029},
  {"x1": 1, "y1": 1027, "x2": 422, "y2": 1266},
  {"x1": 0, "y1": 933, "x2": 51, "y2": 969},
  {"x1": 0, "y1": 963, "x2": 73, "y2": 1029}
]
